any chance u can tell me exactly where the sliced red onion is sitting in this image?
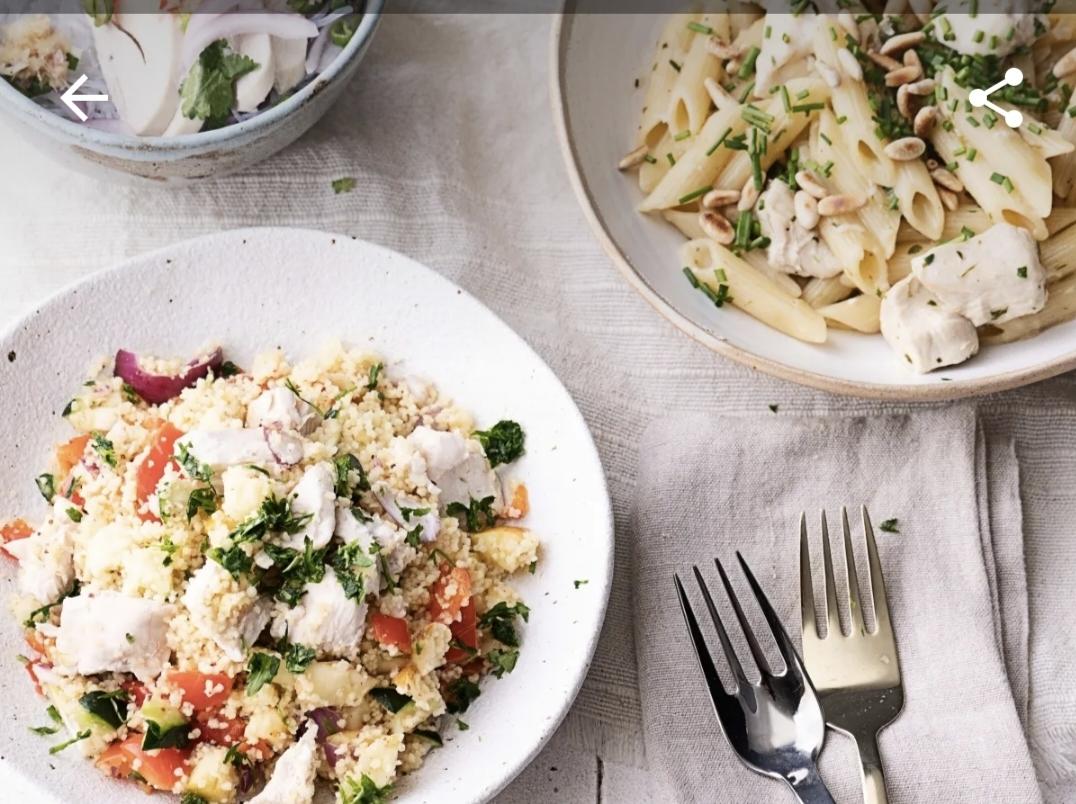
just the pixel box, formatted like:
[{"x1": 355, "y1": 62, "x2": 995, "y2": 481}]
[
  {"x1": 307, "y1": 707, "x2": 343, "y2": 766},
  {"x1": 181, "y1": 13, "x2": 319, "y2": 75},
  {"x1": 114, "y1": 347, "x2": 223, "y2": 404}
]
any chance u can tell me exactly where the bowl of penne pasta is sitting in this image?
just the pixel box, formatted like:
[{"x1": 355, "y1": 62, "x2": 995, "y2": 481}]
[{"x1": 553, "y1": 4, "x2": 1076, "y2": 399}]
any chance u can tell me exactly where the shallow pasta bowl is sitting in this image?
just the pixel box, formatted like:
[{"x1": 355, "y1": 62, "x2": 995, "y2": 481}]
[
  {"x1": 551, "y1": 11, "x2": 1076, "y2": 400},
  {"x1": 0, "y1": 228, "x2": 613, "y2": 803}
]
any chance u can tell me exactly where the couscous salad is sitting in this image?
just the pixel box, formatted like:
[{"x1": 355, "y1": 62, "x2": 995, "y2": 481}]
[{"x1": 0, "y1": 342, "x2": 538, "y2": 804}]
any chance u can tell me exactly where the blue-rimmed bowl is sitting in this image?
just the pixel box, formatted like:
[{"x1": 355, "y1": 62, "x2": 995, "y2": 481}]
[{"x1": 0, "y1": 3, "x2": 382, "y2": 182}]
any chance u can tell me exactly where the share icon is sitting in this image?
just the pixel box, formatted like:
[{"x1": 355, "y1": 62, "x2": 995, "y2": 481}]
[{"x1": 968, "y1": 67, "x2": 1025, "y2": 128}]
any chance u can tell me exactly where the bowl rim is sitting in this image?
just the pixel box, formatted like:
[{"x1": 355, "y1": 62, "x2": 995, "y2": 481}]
[
  {"x1": 0, "y1": 226, "x2": 617, "y2": 803},
  {"x1": 549, "y1": 11, "x2": 1076, "y2": 402},
  {"x1": 0, "y1": 1, "x2": 383, "y2": 150}
]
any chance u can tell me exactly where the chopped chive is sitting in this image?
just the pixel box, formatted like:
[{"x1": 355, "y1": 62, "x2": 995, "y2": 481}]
[
  {"x1": 791, "y1": 102, "x2": 824, "y2": 114},
  {"x1": 666, "y1": 153, "x2": 676, "y2": 166},
  {"x1": 643, "y1": 154, "x2": 657, "y2": 164},
  {"x1": 673, "y1": 129, "x2": 691, "y2": 141},
  {"x1": 738, "y1": 81, "x2": 755, "y2": 103},
  {"x1": 966, "y1": 148, "x2": 977, "y2": 162},
  {"x1": 780, "y1": 85, "x2": 791, "y2": 112},
  {"x1": 972, "y1": 30, "x2": 984, "y2": 44},
  {"x1": 820, "y1": 132, "x2": 832, "y2": 145},
  {"x1": 687, "y1": 21, "x2": 713, "y2": 35},
  {"x1": 738, "y1": 46, "x2": 760, "y2": 79},
  {"x1": 669, "y1": 59, "x2": 682, "y2": 73},
  {"x1": 706, "y1": 127, "x2": 732, "y2": 156},
  {"x1": 966, "y1": 115, "x2": 980, "y2": 128},
  {"x1": 836, "y1": 115, "x2": 847, "y2": 125},
  {"x1": 678, "y1": 186, "x2": 711, "y2": 204}
]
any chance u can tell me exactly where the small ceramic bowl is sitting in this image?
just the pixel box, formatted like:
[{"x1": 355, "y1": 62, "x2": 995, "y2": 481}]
[{"x1": 0, "y1": 3, "x2": 382, "y2": 182}]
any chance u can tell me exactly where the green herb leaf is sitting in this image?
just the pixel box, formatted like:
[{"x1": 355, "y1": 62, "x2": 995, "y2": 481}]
[
  {"x1": 445, "y1": 678, "x2": 481, "y2": 715},
  {"x1": 283, "y1": 642, "x2": 316, "y2": 674},
  {"x1": 473, "y1": 420, "x2": 525, "y2": 467},
  {"x1": 49, "y1": 729, "x2": 91, "y2": 754},
  {"x1": 445, "y1": 496, "x2": 497, "y2": 533},
  {"x1": 91, "y1": 434, "x2": 117, "y2": 468},
  {"x1": 332, "y1": 177, "x2": 358, "y2": 194},
  {"x1": 338, "y1": 774, "x2": 394, "y2": 804},
  {"x1": 328, "y1": 540, "x2": 371, "y2": 601},
  {"x1": 245, "y1": 652, "x2": 280, "y2": 696},
  {"x1": 487, "y1": 647, "x2": 519, "y2": 678},
  {"x1": 478, "y1": 601, "x2": 530, "y2": 648},
  {"x1": 175, "y1": 442, "x2": 213, "y2": 483},
  {"x1": 187, "y1": 486, "x2": 218, "y2": 521},
  {"x1": 208, "y1": 544, "x2": 253, "y2": 580},
  {"x1": 180, "y1": 40, "x2": 258, "y2": 123},
  {"x1": 879, "y1": 518, "x2": 900, "y2": 534}
]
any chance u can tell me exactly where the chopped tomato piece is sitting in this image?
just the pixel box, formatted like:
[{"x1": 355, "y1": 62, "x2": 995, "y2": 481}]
[
  {"x1": 166, "y1": 670, "x2": 232, "y2": 711},
  {"x1": 445, "y1": 596, "x2": 478, "y2": 664},
  {"x1": 56, "y1": 434, "x2": 90, "y2": 478},
  {"x1": 370, "y1": 612, "x2": 412, "y2": 653},
  {"x1": 193, "y1": 709, "x2": 245, "y2": 747},
  {"x1": 23, "y1": 660, "x2": 43, "y2": 696},
  {"x1": 98, "y1": 734, "x2": 191, "y2": 791},
  {"x1": 121, "y1": 679, "x2": 149, "y2": 709},
  {"x1": 428, "y1": 566, "x2": 472, "y2": 625},
  {"x1": 1, "y1": 519, "x2": 34, "y2": 559},
  {"x1": 136, "y1": 422, "x2": 184, "y2": 522}
]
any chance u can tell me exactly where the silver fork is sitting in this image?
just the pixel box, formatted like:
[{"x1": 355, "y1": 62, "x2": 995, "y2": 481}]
[
  {"x1": 800, "y1": 507, "x2": 904, "y2": 804},
  {"x1": 675, "y1": 553, "x2": 835, "y2": 803}
]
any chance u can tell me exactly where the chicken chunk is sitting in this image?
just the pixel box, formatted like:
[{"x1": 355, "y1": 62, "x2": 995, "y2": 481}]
[
  {"x1": 880, "y1": 276, "x2": 979, "y2": 372},
  {"x1": 248, "y1": 723, "x2": 319, "y2": 804},
  {"x1": 406, "y1": 425, "x2": 502, "y2": 511},
  {"x1": 272, "y1": 568, "x2": 367, "y2": 658},
  {"x1": 912, "y1": 222, "x2": 1047, "y2": 326},
  {"x1": 758, "y1": 181, "x2": 841, "y2": 279},
  {"x1": 246, "y1": 386, "x2": 320, "y2": 435},
  {"x1": 6, "y1": 498, "x2": 76, "y2": 605},
  {"x1": 182, "y1": 560, "x2": 271, "y2": 662},
  {"x1": 178, "y1": 428, "x2": 275, "y2": 469},
  {"x1": 55, "y1": 591, "x2": 173, "y2": 681},
  {"x1": 281, "y1": 462, "x2": 336, "y2": 550}
]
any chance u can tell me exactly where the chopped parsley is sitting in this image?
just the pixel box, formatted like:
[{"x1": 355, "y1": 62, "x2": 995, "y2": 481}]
[
  {"x1": 446, "y1": 496, "x2": 497, "y2": 533},
  {"x1": 487, "y1": 647, "x2": 520, "y2": 678},
  {"x1": 338, "y1": 775, "x2": 393, "y2": 804},
  {"x1": 186, "y1": 486, "x2": 218, "y2": 520},
  {"x1": 474, "y1": 420, "x2": 525, "y2": 467},
  {"x1": 259, "y1": 540, "x2": 327, "y2": 606},
  {"x1": 445, "y1": 678, "x2": 481, "y2": 715},
  {"x1": 65, "y1": 507, "x2": 82, "y2": 523},
  {"x1": 24, "y1": 578, "x2": 80, "y2": 628},
  {"x1": 175, "y1": 442, "x2": 213, "y2": 483},
  {"x1": 1017, "y1": 266, "x2": 1028, "y2": 278},
  {"x1": 332, "y1": 177, "x2": 358, "y2": 194},
  {"x1": 208, "y1": 543, "x2": 253, "y2": 580},
  {"x1": 245, "y1": 652, "x2": 280, "y2": 696},
  {"x1": 574, "y1": 579, "x2": 589, "y2": 589},
  {"x1": 329, "y1": 540, "x2": 372, "y2": 601},
  {"x1": 283, "y1": 642, "x2": 316, "y2": 674},
  {"x1": 180, "y1": 794, "x2": 210, "y2": 804},
  {"x1": 879, "y1": 518, "x2": 900, "y2": 534},
  {"x1": 179, "y1": 40, "x2": 257, "y2": 124},
  {"x1": 478, "y1": 601, "x2": 529, "y2": 648},
  {"x1": 334, "y1": 453, "x2": 370, "y2": 502},
  {"x1": 768, "y1": 404, "x2": 779, "y2": 413},
  {"x1": 230, "y1": 496, "x2": 312, "y2": 545}
]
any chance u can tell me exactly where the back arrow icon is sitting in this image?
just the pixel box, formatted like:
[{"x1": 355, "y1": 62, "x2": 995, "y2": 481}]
[{"x1": 61, "y1": 74, "x2": 109, "y2": 122}]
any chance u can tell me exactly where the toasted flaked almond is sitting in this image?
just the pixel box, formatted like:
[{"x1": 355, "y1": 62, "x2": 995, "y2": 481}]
[
  {"x1": 868, "y1": 50, "x2": 903, "y2": 72},
  {"x1": 879, "y1": 30, "x2": 925, "y2": 56},
  {"x1": 884, "y1": 136, "x2": 926, "y2": 161},
  {"x1": 938, "y1": 187, "x2": 959, "y2": 211},
  {"x1": 903, "y1": 48, "x2": 922, "y2": 70},
  {"x1": 796, "y1": 170, "x2": 828, "y2": 199},
  {"x1": 699, "y1": 211, "x2": 735, "y2": 244},
  {"x1": 794, "y1": 190, "x2": 820, "y2": 230},
  {"x1": 814, "y1": 59, "x2": 841, "y2": 88},
  {"x1": 703, "y1": 77, "x2": 736, "y2": 111},
  {"x1": 885, "y1": 64, "x2": 921, "y2": 87},
  {"x1": 738, "y1": 178, "x2": 760, "y2": 211},
  {"x1": 837, "y1": 48, "x2": 863, "y2": 81},
  {"x1": 913, "y1": 105, "x2": 938, "y2": 137},
  {"x1": 703, "y1": 188, "x2": 740, "y2": 209},
  {"x1": 618, "y1": 144, "x2": 649, "y2": 170},
  {"x1": 906, "y1": 79, "x2": 934, "y2": 97},
  {"x1": 931, "y1": 167, "x2": 964, "y2": 193},
  {"x1": 818, "y1": 193, "x2": 865, "y2": 216},
  {"x1": 897, "y1": 83, "x2": 913, "y2": 118},
  {"x1": 706, "y1": 36, "x2": 739, "y2": 61},
  {"x1": 1053, "y1": 46, "x2": 1076, "y2": 78}
]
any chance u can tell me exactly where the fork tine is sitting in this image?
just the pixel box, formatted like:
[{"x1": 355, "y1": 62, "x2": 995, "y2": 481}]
[
  {"x1": 692, "y1": 566, "x2": 751, "y2": 692},
  {"x1": 841, "y1": 507, "x2": 865, "y2": 635},
  {"x1": 862, "y1": 507, "x2": 892, "y2": 634},
  {"x1": 736, "y1": 552, "x2": 808, "y2": 678},
  {"x1": 799, "y1": 513, "x2": 818, "y2": 640},
  {"x1": 820, "y1": 511, "x2": 842, "y2": 637},
  {"x1": 714, "y1": 557, "x2": 772, "y2": 675},
  {"x1": 674, "y1": 574, "x2": 737, "y2": 708}
]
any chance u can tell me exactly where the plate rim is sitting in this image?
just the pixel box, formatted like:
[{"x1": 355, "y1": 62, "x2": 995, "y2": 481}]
[
  {"x1": 549, "y1": 11, "x2": 1076, "y2": 402},
  {"x1": 0, "y1": 226, "x2": 615, "y2": 804}
]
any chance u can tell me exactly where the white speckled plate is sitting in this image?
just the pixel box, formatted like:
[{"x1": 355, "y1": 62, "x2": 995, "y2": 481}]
[
  {"x1": 0, "y1": 228, "x2": 612, "y2": 804},
  {"x1": 552, "y1": 12, "x2": 1076, "y2": 400}
]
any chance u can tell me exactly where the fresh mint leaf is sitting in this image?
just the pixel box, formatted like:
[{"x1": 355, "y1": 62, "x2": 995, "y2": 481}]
[{"x1": 180, "y1": 40, "x2": 257, "y2": 123}]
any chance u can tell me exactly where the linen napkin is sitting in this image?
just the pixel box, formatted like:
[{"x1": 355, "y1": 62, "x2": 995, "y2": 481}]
[{"x1": 632, "y1": 408, "x2": 1041, "y2": 803}]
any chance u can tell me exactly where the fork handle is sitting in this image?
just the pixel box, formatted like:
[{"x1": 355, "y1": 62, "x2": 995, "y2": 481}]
[
  {"x1": 854, "y1": 733, "x2": 888, "y2": 804},
  {"x1": 788, "y1": 764, "x2": 835, "y2": 804}
]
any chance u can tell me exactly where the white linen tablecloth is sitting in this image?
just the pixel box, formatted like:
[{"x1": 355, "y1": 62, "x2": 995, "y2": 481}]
[{"x1": 2, "y1": 12, "x2": 1076, "y2": 803}]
